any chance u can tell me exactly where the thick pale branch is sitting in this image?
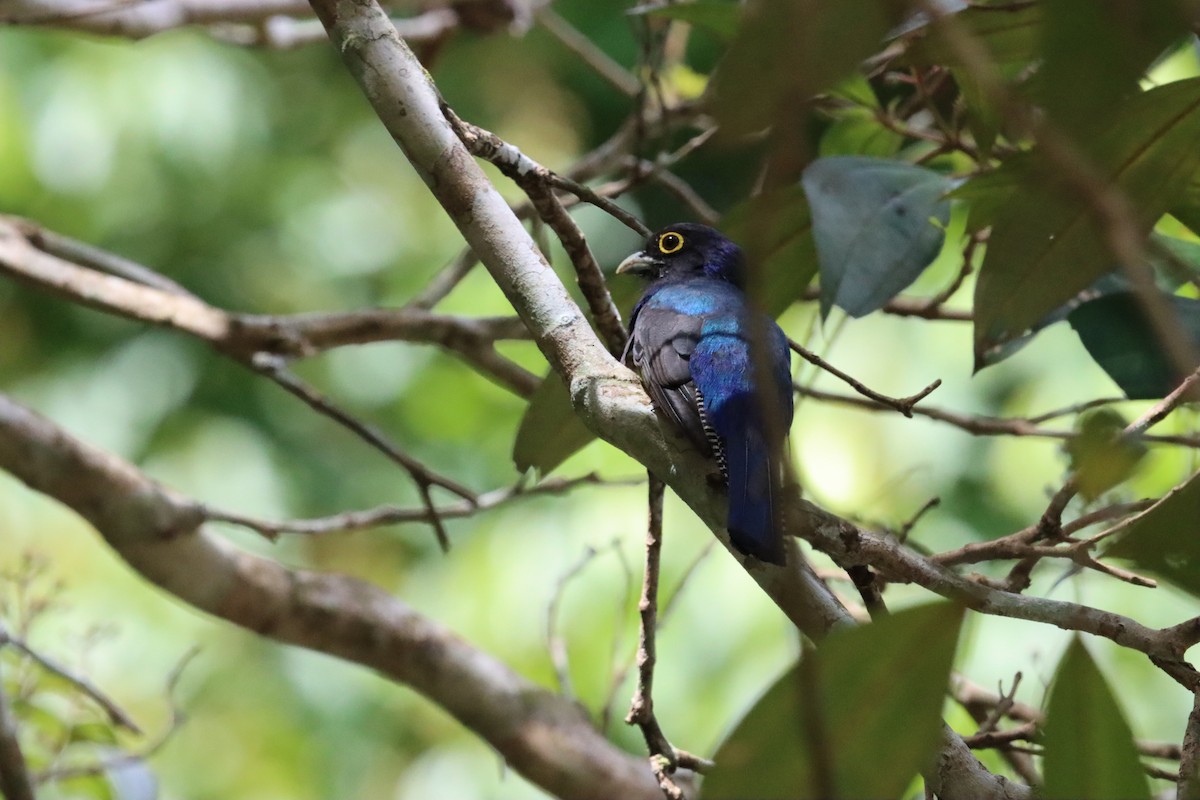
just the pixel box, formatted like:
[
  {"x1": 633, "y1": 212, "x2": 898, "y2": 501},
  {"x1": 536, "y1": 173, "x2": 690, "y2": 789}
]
[
  {"x1": 0, "y1": 393, "x2": 666, "y2": 800},
  {"x1": 299, "y1": 3, "x2": 1041, "y2": 797}
]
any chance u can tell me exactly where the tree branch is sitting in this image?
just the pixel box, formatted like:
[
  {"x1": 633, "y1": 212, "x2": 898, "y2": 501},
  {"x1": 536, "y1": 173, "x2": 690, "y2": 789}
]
[
  {"x1": 0, "y1": 659, "x2": 35, "y2": 800},
  {"x1": 0, "y1": 392, "x2": 667, "y2": 800},
  {"x1": 300, "y1": 3, "x2": 1034, "y2": 796}
]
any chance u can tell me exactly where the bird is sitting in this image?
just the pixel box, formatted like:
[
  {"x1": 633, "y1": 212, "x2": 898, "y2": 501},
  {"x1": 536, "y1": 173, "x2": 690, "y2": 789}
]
[{"x1": 616, "y1": 223, "x2": 794, "y2": 565}]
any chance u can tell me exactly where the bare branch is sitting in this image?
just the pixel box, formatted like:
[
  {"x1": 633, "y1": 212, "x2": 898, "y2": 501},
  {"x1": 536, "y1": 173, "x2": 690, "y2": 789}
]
[
  {"x1": 546, "y1": 541, "x2": 609, "y2": 700},
  {"x1": 790, "y1": 339, "x2": 942, "y2": 417},
  {"x1": 298, "y1": 5, "x2": 1035, "y2": 794},
  {"x1": 536, "y1": 7, "x2": 639, "y2": 97},
  {"x1": 796, "y1": 499, "x2": 1199, "y2": 671},
  {"x1": 1182, "y1": 691, "x2": 1200, "y2": 799},
  {"x1": 0, "y1": 623, "x2": 141, "y2": 733},
  {"x1": 0, "y1": 660, "x2": 35, "y2": 800},
  {"x1": 207, "y1": 474, "x2": 625, "y2": 537},
  {"x1": 407, "y1": 246, "x2": 478, "y2": 310},
  {"x1": 796, "y1": 384, "x2": 1200, "y2": 449},
  {"x1": 36, "y1": 647, "x2": 198, "y2": 784},
  {"x1": 0, "y1": 392, "x2": 669, "y2": 800},
  {"x1": 626, "y1": 476, "x2": 706, "y2": 800},
  {"x1": 3, "y1": 0, "x2": 311, "y2": 37}
]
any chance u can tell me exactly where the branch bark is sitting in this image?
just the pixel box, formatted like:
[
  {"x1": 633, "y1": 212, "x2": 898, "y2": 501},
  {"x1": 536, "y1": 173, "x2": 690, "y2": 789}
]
[
  {"x1": 0, "y1": 393, "x2": 666, "y2": 800},
  {"x1": 300, "y1": 1, "x2": 1030, "y2": 797},
  {"x1": 0, "y1": 659, "x2": 35, "y2": 800}
]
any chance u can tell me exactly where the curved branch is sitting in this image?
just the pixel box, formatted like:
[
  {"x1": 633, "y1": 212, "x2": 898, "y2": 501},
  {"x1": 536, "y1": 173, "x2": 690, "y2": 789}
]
[
  {"x1": 0, "y1": 217, "x2": 537, "y2": 396},
  {"x1": 0, "y1": 393, "x2": 668, "y2": 800},
  {"x1": 302, "y1": 3, "x2": 1030, "y2": 798}
]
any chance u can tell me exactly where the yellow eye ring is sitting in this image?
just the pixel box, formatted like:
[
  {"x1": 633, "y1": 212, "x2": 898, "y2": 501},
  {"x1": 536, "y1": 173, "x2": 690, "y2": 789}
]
[{"x1": 658, "y1": 232, "x2": 685, "y2": 254}]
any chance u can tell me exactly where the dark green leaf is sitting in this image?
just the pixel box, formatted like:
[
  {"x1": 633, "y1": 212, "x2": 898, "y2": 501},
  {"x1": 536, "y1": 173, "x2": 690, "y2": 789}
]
[
  {"x1": 950, "y1": 158, "x2": 1027, "y2": 232},
  {"x1": 712, "y1": 0, "x2": 898, "y2": 140},
  {"x1": 974, "y1": 78, "x2": 1200, "y2": 363},
  {"x1": 951, "y1": 67, "x2": 1001, "y2": 155},
  {"x1": 1150, "y1": 232, "x2": 1200, "y2": 288},
  {"x1": 1042, "y1": 637, "x2": 1151, "y2": 800},
  {"x1": 628, "y1": 2, "x2": 741, "y2": 40},
  {"x1": 704, "y1": 602, "x2": 964, "y2": 799},
  {"x1": 1037, "y1": 0, "x2": 1188, "y2": 139},
  {"x1": 1169, "y1": 170, "x2": 1200, "y2": 236},
  {"x1": 801, "y1": 156, "x2": 953, "y2": 318},
  {"x1": 976, "y1": 235, "x2": 1197, "y2": 370},
  {"x1": 1066, "y1": 409, "x2": 1147, "y2": 501},
  {"x1": 512, "y1": 373, "x2": 594, "y2": 474},
  {"x1": 723, "y1": 185, "x2": 819, "y2": 317},
  {"x1": 1107, "y1": 470, "x2": 1200, "y2": 598},
  {"x1": 1068, "y1": 291, "x2": 1200, "y2": 399},
  {"x1": 68, "y1": 720, "x2": 119, "y2": 745},
  {"x1": 902, "y1": 3, "x2": 1043, "y2": 67}
]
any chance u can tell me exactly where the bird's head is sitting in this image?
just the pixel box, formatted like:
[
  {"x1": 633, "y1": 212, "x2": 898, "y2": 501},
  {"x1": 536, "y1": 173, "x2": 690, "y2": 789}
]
[{"x1": 615, "y1": 223, "x2": 744, "y2": 286}]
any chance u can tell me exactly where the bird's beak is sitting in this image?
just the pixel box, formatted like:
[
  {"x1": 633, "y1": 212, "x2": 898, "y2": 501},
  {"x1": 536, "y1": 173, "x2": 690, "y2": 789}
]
[{"x1": 615, "y1": 251, "x2": 659, "y2": 276}]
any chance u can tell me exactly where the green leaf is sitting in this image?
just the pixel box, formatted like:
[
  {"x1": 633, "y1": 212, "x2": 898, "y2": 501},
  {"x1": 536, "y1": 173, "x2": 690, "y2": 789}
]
[
  {"x1": 711, "y1": 0, "x2": 898, "y2": 140},
  {"x1": 1042, "y1": 637, "x2": 1151, "y2": 800},
  {"x1": 704, "y1": 602, "x2": 964, "y2": 800},
  {"x1": 801, "y1": 157, "x2": 954, "y2": 318},
  {"x1": 723, "y1": 185, "x2": 819, "y2": 317},
  {"x1": 1153, "y1": 231, "x2": 1200, "y2": 287},
  {"x1": 974, "y1": 78, "x2": 1200, "y2": 363},
  {"x1": 902, "y1": 3, "x2": 1044, "y2": 67},
  {"x1": 68, "y1": 720, "x2": 120, "y2": 745},
  {"x1": 950, "y1": 158, "x2": 1027, "y2": 232},
  {"x1": 1065, "y1": 409, "x2": 1147, "y2": 501},
  {"x1": 512, "y1": 372, "x2": 594, "y2": 474},
  {"x1": 818, "y1": 109, "x2": 904, "y2": 159},
  {"x1": 1107, "y1": 470, "x2": 1200, "y2": 598},
  {"x1": 1068, "y1": 291, "x2": 1200, "y2": 399},
  {"x1": 628, "y1": 2, "x2": 741, "y2": 40},
  {"x1": 951, "y1": 67, "x2": 1002, "y2": 155},
  {"x1": 1036, "y1": 0, "x2": 1189, "y2": 139},
  {"x1": 1169, "y1": 170, "x2": 1200, "y2": 236}
]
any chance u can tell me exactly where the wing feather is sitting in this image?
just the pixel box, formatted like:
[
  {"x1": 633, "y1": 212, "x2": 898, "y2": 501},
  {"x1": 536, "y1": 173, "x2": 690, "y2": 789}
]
[{"x1": 628, "y1": 305, "x2": 711, "y2": 454}]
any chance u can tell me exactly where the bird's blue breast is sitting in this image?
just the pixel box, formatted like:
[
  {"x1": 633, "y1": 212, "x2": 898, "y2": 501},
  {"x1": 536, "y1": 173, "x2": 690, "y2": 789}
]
[{"x1": 638, "y1": 277, "x2": 746, "y2": 317}]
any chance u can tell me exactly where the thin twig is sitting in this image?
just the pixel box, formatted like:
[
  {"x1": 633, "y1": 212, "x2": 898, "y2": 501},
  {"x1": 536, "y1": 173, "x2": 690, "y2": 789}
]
[
  {"x1": 446, "y1": 109, "x2": 633, "y2": 355},
  {"x1": 797, "y1": 384, "x2": 1200, "y2": 449},
  {"x1": 790, "y1": 339, "x2": 941, "y2": 417},
  {"x1": 536, "y1": 8, "x2": 640, "y2": 96},
  {"x1": 546, "y1": 544, "x2": 606, "y2": 699},
  {"x1": 1011, "y1": 367, "x2": 1200, "y2": 590},
  {"x1": 249, "y1": 354, "x2": 474, "y2": 551},
  {"x1": 206, "y1": 471, "x2": 629, "y2": 539},
  {"x1": 0, "y1": 624, "x2": 141, "y2": 733},
  {"x1": 36, "y1": 646, "x2": 199, "y2": 783},
  {"x1": 408, "y1": 246, "x2": 478, "y2": 310},
  {"x1": 626, "y1": 476, "x2": 709, "y2": 799}
]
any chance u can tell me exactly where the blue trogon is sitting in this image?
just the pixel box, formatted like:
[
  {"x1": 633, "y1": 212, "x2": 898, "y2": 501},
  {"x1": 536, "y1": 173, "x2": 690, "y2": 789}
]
[{"x1": 617, "y1": 223, "x2": 794, "y2": 565}]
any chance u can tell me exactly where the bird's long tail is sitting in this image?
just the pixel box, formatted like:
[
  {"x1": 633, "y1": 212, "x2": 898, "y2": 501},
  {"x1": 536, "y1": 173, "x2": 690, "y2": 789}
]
[{"x1": 724, "y1": 425, "x2": 786, "y2": 565}]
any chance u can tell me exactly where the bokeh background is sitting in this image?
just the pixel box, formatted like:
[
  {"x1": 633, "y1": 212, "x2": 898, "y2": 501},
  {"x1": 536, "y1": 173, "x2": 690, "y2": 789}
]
[{"x1": 1, "y1": 5, "x2": 1198, "y2": 798}]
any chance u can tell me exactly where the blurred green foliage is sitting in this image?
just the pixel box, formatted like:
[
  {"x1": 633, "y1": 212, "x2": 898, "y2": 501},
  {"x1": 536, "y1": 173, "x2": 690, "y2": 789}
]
[{"x1": 2, "y1": 1, "x2": 1200, "y2": 799}]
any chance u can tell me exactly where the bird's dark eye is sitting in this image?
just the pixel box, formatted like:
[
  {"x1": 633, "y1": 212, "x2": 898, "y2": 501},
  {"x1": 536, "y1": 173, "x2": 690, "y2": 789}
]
[{"x1": 657, "y1": 232, "x2": 684, "y2": 255}]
